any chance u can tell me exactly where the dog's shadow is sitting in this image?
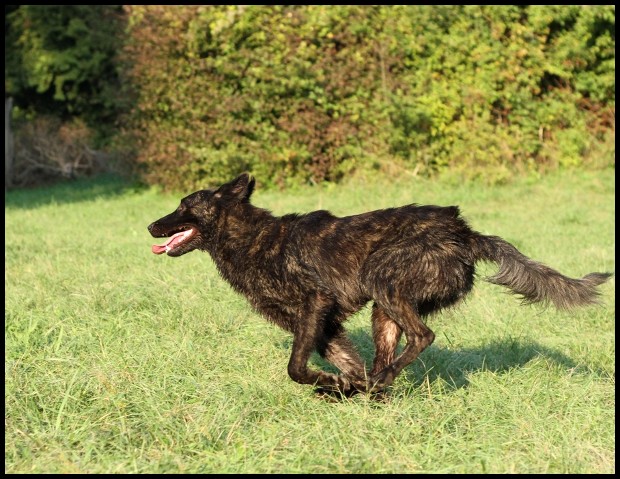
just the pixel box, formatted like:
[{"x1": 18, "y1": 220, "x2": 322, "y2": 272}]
[{"x1": 302, "y1": 331, "x2": 586, "y2": 392}]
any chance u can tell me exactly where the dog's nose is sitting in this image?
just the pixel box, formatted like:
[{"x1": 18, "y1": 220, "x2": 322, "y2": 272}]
[{"x1": 147, "y1": 223, "x2": 155, "y2": 233}]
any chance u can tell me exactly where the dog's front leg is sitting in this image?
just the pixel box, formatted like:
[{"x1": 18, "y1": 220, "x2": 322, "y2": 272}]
[
  {"x1": 286, "y1": 295, "x2": 359, "y2": 397},
  {"x1": 317, "y1": 326, "x2": 368, "y2": 390}
]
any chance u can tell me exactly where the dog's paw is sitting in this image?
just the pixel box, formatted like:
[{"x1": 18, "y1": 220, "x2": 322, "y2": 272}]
[
  {"x1": 368, "y1": 389, "x2": 390, "y2": 402},
  {"x1": 368, "y1": 366, "x2": 396, "y2": 392},
  {"x1": 348, "y1": 377, "x2": 370, "y2": 393},
  {"x1": 313, "y1": 376, "x2": 362, "y2": 400},
  {"x1": 314, "y1": 385, "x2": 359, "y2": 401}
]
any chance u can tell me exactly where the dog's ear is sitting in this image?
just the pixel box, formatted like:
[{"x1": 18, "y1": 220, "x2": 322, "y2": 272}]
[{"x1": 215, "y1": 173, "x2": 256, "y2": 202}]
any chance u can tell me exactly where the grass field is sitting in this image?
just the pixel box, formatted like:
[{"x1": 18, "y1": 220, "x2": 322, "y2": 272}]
[{"x1": 5, "y1": 169, "x2": 615, "y2": 474}]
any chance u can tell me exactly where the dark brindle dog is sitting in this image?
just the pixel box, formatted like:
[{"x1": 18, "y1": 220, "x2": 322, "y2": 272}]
[{"x1": 148, "y1": 173, "x2": 611, "y2": 396}]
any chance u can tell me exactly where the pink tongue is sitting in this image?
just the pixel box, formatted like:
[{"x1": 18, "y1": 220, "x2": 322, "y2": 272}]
[
  {"x1": 151, "y1": 230, "x2": 191, "y2": 255},
  {"x1": 151, "y1": 243, "x2": 168, "y2": 255}
]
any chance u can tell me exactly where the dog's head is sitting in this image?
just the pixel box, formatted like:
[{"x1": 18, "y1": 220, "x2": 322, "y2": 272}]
[{"x1": 147, "y1": 173, "x2": 255, "y2": 257}]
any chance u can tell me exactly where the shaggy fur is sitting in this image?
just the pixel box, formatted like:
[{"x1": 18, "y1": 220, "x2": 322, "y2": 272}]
[{"x1": 148, "y1": 173, "x2": 611, "y2": 396}]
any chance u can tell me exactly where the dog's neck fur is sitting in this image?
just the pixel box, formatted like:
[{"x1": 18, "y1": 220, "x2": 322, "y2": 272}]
[{"x1": 207, "y1": 202, "x2": 288, "y2": 297}]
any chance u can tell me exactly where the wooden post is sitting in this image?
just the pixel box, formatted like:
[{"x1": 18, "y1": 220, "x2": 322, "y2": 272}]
[{"x1": 5, "y1": 97, "x2": 14, "y2": 188}]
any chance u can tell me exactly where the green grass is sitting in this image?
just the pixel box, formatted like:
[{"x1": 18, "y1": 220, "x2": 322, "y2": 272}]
[{"x1": 5, "y1": 169, "x2": 615, "y2": 474}]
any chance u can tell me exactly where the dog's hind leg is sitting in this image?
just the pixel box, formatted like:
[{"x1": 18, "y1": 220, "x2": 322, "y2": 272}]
[
  {"x1": 370, "y1": 304, "x2": 403, "y2": 377},
  {"x1": 369, "y1": 302, "x2": 435, "y2": 392}
]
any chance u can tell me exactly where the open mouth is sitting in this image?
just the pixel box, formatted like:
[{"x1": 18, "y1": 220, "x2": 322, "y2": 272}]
[{"x1": 151, "y1": 227, "x2": 197, "y2": 255}]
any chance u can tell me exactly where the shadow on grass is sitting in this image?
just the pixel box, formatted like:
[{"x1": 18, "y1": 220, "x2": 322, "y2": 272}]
[
  {"x1": 305, "y1": 331, "x2": 585, "y2": 393},
  {"x1": 399, "y1": 337, "x2": 578, "y2": 390},
  {"x1": 5, "y1": 173, "x2": 146, "y2": 210}
]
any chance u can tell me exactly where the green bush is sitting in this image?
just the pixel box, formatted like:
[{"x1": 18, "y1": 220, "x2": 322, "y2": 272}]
[
  {"x1": 8, "y1": 6, "x2": 613, "y2": 191},
  {"x1": 119, "y1": 5, "x2": 614, "y2": 191},
  {"x1": 5, "y1": 5, "x2": 126, "y2": 144}
]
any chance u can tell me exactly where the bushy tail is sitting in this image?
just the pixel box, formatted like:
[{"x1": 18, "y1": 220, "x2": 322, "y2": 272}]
[{"x1": 474, "y1": 235, "x2": 612, "y2": 310}]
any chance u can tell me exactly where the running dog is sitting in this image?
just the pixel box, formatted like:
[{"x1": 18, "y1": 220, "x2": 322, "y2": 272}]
[{"x1": 148, "y1": 173, "x2": 611, "y2": 396}]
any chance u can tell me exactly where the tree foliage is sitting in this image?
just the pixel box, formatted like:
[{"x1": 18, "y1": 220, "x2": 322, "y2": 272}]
[
  {"x1": 5, "y1": 5, "x2": 126, "y2": 141},
  {"x1": 119, "y1": 5, "x2": 614, "y2": 190},
  {"x1": 5, "y1": 6, "x2": 615, "y2": 190}
]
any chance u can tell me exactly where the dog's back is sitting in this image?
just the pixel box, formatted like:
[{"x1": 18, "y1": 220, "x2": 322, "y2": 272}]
[{"x1": 282, "y1": 204, "x2": 477, "y2": 316}]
